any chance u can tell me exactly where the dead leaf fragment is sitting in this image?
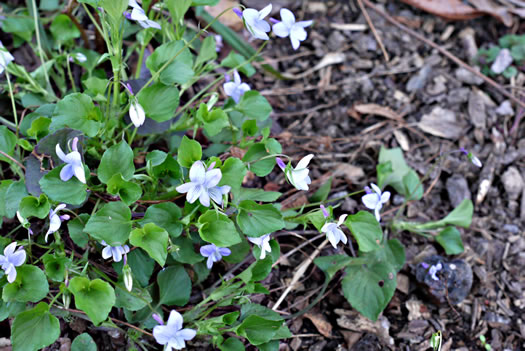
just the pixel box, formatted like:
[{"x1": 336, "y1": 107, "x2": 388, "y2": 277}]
[
  {"x1": 205, "y1": 0, "x2": 243, "y2": 31},
  {"x1": 418, "y1": 106, "x2": 466, "y2": 139},
  {"x1": 333, "y1": 163, "x2": 364, "y2": 184},
  {"x1": 354, "y1": 103, "x2": 404, "y2": 121},
  {"x1": 304, "y1": 312, "x2": 333, "y2": 337}
]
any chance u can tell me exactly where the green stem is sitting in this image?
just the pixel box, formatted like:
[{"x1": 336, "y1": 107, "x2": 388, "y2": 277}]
[
  {"x1": 5, "y1": 72, "x2": 18, "y2": 138},
  {"x1": 135, "y1": 44, "x2": 146, "y2": 79},
  {"x1": 66, "y1": 56, "x2": 77, "y2": 93},
  {"x1": 0, "y1": 116, "x2": 17, "y2": 130},
  {"x1": 30, "y1": 0, "x2": 50, "y2": 90}
]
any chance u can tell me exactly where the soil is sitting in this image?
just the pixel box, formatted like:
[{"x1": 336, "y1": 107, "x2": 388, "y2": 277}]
[{"x1": 1, "y1": 0, "x2": 525, "y2": 350}]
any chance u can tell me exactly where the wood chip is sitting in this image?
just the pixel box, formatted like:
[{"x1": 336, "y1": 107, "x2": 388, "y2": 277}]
[
  {"x1": 393, "y1": 130, "x2": 410, "y2": 151},
  {"x1": 304, "y1": 312, "x2": 333, "y2": 338},
  {"x1": 354, "y1": 103, "x2": 404, "y2": 121},
  {"x1": 330, "y1": 23, "x2": 367, "y2": 31}
]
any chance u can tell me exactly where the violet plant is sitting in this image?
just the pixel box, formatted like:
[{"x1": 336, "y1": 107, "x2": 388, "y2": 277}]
[{"x1": 0, "y1": 1, "x2": 477, "y2": 350}]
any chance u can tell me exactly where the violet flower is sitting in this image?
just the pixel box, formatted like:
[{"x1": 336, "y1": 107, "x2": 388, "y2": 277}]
[
  {"x1": 101, "y1": 240, "x2": 130, "y2": 263},
  {"x1": 45, "y1": 204, "x2": 70, "y2": 242},
  {"x1": 361, "y1": 183, "x2": 390, "y2": 222},
  {"x1": 247, "y1": 234, "x2": 272, "y2": 259},
  {"x1": 223, "y1": 69, "x2": 250, "y2": 103},
  {"x1": 236, "y1": 4, "x2": 272, "y2": 40},
  {"x1": 428, "y1": 262, "x2": 442, "y2": 281},
  {"x1": 460, "y1": 148, "x2": 482, "y2": 168},
  {"x1": 200, "y1": 244, "x2": 231, "y2": 269},
  {"x1": 0, "y1": 242, "x2": 26, "y2": 283},
  {"x1": 0, "y1": 40, "x2": 14, "y2": 75},
  {"x1": 272, "y1": 8, "x2": 313, "y2": 50},
  {"x1": 320, "y1": 206, "x2": 348, "y2": 248},
  {"x1": 126, "y1": 0, "x2": 161, "y2": 29},
  {"x1": 276, "y1": 154, "x2": 314, "y2": 191},
  {"x1": 56, "y1": 137, "x2": 86, "y2": 184},
  {"x1": 176, "y1": 161, "x2": 231, "y2": 207},
  {"x1": 153, "y1": 310, "x2": 197, "y2": 350}
]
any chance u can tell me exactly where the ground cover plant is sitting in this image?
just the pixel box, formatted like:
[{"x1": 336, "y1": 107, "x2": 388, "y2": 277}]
[{"x1": 0, "y1": 0, "x2": 503, "y2": 350}]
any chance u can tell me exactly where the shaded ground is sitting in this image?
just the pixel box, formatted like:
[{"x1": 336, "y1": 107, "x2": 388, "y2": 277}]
[{"x1": 242, "y1": 1, "x2": 525, "y2": 350}]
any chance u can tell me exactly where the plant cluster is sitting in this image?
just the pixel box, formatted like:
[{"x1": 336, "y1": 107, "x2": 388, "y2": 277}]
[
  {"x1": 476, "y1": 33, "x2": 525, "y2": 78},
  {"x1": 0, "y1": 1, "x2": 479, "y2": 350}
]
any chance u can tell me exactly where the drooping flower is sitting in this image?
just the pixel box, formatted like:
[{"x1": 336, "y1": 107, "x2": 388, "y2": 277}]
[
  {"x1": 223, "y1": 69, "x2": 250, "y2": 103},
  {"x1": 460, "y1": 148, "x2": 482, "y2": 168},
  {"x1": 129, "y1": 99, "x2": 145, "y2": 128},
  {"x1": 0, "y1": 242, "x2": 26, "y2": 283},
  {"x1": 236, "y1": 4, "x2": 272, "y2": 40},
  {"x1": 45, "y1": 204, "x2": 70, "y2": 242},
  {"x1": 247, "y1": 234, "x2": 272, "y2": 259},
  {"x1": 272, "y1": 8, "x2": 313, "y2": 50},
  {"x1": 176, "y1": 161, "x2": 231, "y2": 207},
  {"x1": 321, "y1": 212, "x2": 348, "y2": 249},
  {"x1": 16, "y1": 211, "x2": 33, "y2": 236},
  {"x1": 428, "y1": 262, "x2": 442, "y2": 281},
  {"x1": 361, "y1": 183, "x2": 390, "y2": 222},
  {"x1": 214, "y1": 34, "x2": 223, "y2": 52},
  {"x1": 126, "y1": 0, "x2": 161, "y2": 29},
  {"x1": 276, "y1": 154, "x2": 314, "y2": 191},
  {"x1": 0, "y1": 41, "x2": 14, "y2": 75},
  {"x1": 123, "y1": 264, "x2": 133, "y2": 292},
  {"x1": 200, "y1": 244, "x2": 231, "y2": 269},
  {"x1": 70, "y1": 52, "x2": 87, "y2": 63},
  {"x1": 56, "y1": 137, "x2": 86, "y2": 184},
  {"x1": 101, "y1": 240, "x2": 130, "y2": 263},
  {"x1": 153, "y1": 310, "x2": 197, "y2": 350}
]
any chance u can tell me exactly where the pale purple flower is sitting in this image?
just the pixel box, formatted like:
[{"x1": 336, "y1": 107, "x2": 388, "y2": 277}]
[
  {"x1": 247, "y1": 234, "x2": 272, "y2": 259},
  {"x1": 428, "y1": 262, "x2": 442, "y2": 281},
  {"x1": 16, "y1": 211, "x2": 33, "y2": 235},
  {"x1": 223, "y1": 69, "x2": 250, "y2": 103},
  {"x1": 215, "y1": 34, "x2": 223, "y2": 52},
  {"x1": 460, "y1": 148, "x2": 482, "y2": 168},
  {"x1": 176, "y1": 161, "x2": 231, "y2": 207},
  {"x1": 153, "y1": 310, "x2": 197, "y2": 350},
  {"x1": 361, "y1": 183, "x2": 390, "y2": 222},
  {"x1": 0, "y1": 242, "x2": 26, "y2": 283},
  {"x1": 239, "y1": 4, "x2": 272, "y2": 40},
  {"x1": 277, "y1": 154, "x2": 314, "y2": 191},
  {"x1": 129, "y1": 99, "x2": 145, "y2": 128},
  {"x1": 101, "y1": 240, "x2": 130, "y2": 263},
  {"x1": 0, "y1": 40, "x2": 14, "y2": 75},
  {"x1": 70, "y1": 52, "x2": 87, "y2": 63},
  {"x1": 320, "y1": 204, "x2": 329, "y2": 218},
  {"x1": 45, "y1": 204, "x2": 69, "y2": 242},
  {"x1": 123, "y1": 264, "x2": 133, "y2": 292},
  {"x1": 321, "y1": 214, "x2": 348, "y2": 249},
  {"x1": 272, "y1": 8, "x2": 312, "y2": 50},
  {"x1": 200, "y1": 244, "x2": 231, "y2": 269},
  {"x1": 126, "y1": 0, "x2": 161, "y2": 29},
  {"x1": 56, "y1": 137, "x2": 86, "y2": 184}
]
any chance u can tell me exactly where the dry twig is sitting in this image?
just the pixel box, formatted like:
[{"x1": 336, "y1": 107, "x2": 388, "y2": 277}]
[{"x1": 356, "y1": 0, "x2": 390, "y2": 62}]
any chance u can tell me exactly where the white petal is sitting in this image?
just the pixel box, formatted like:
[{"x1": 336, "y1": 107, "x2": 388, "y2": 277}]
[
  {"x1": 189, "y1": 161, "x2": 206, "y2": 184},
  {"x1": 112, "y1": 247, "x2": 123, "y2": 262},
  {"x1": 167, "y1": 310, "x2": 183, "y2": 330},
  {"x1": 291, "y1": 25, "x2": 307, "y2": 41},
  {"x1": 280, "y1": 8, "x2": 295, "y2": 25},
  {"x1": 170, "y1": 337, "x2": 185, "y2": 350},
  {"x1": 223, "y1": 82, "x2": 237, "y2": 97},
  {"x1": 327, "y1": 231, "x2": 339, "y2": 248},
  {"x1": 295, "y1": 154, "x2": 314, "y2": 169},
  {"x1": 5, "y1": 264, "x2": 17, "y2": 283},
  {"x1": 73, "y1": 164, "x2": 86, "y2": 184},
  {"x1": 370, "y1": 183, "x2": 381, "y2": 195},
  {"x1": 131, "y1": 7, "x2": 148, "y2": 21},
  {"x1": 381, "y1": 191, "x2": 391, "y2": 203},
  {"x1": 199, "y1": 190, "x2": 211, "y2": 207},
  {"x1": 186, "y1": 184, "x2": 203, "y2": 204},
  {"x1": 153, "y1": 325, "x2": 172, "y2": 345},
  {"x1": 259, "y1": 4, "x2": 272, "y2": 19},
  {"x1": 128, "y1": 0, "x2": 141, "y2": 8},
  {"x1": 102, "y1": 246, "x2": 113, "y2": 259},
  {"x1": 176, "y1": 182, "x2": 194, "y2": 194},
  {"x1": 56, "y1": 144, "x2": 67, "y2": 162},
  {"x1": 47, "y1": 214, "x2": 62, "y2": 235},
  {"x1": 208, "y1": 187, "x2": 223, "y2": 205},
  {"x1": 290, "y1": 36, "x2": 300, "y2": 50},
  {"x1": 233, "y1": 70, "x2": 241, "y2": 85},
  {"x1": 242, "y1": 9, "x2": 259, "y2": 24},
  {"x1": 361, "y1": 193, "x2": 379, "y2": 210},
  {"x1": 374, "y1": 207, "x2": 381, "y2": 222},
  {"x1": 130, "y1": 101, "x2": 146, "y2": 128},
  {"x1": 296, "y1": 20, "x2": 313, "y2": 28},
  {"x1": 9, "y1": 250, "x2": 26, "y2": 267},
  {"x1": 142, "y1": 19, "x2": 161, "y2": 29},
  {"x1": 338, "y1": 214, "x2": 348, "y2": 226},
  {"x1": 204, "y1": 169, "x2": 222, "y2": 188},
  {"x1": 177, "y1": 328, "x2": 196, "y2": 341},
  {"x1": 272, "y1": 22, "x2": 290, "y2": 38}
]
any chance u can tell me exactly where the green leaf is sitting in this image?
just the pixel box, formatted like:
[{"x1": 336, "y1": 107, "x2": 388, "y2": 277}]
[
  {"x1": 177, "y1": 135, "x2": 202, "y2": 168},
  {"x1": 235, "y1": 91, "x2": 272, "y2": 121},
  {"x1": 233, "y1": 304, "x2": 288, "y2": 346},
  {"x1": 314, "y1": 254, "x2": 353, "y2": 280},
  {"x1": 342, "y1": 261, "x2": 397, "y2": 321},
  {"x1": 171, "y1": 236, "x2": 204, "y2": 264},
  {"x1": 137, "y1": 83, "x2": 180, "y2": 122},
  {"x1": 238, "y1": 257, "x2": 272, "y2": 283},
  {"x1": 50, "y1": 14, "x2": 80, "y2": 42},
  {"x1": 503, "y1": 66, "x2": 518, "y2": 78},
  {"x1": 71, "y1": 333, "x2": 97, "y2": 351},
  {"x1": 19, "y1": 194, "x2": 50, "y2": 219},
  {"x1": 219, "y1": 157, "x2": 247, "y2": 191},
  {"x1": 11, "y1": 302, "x2": 60, "y2": 351},
  {"x1": 67, "y1": 213, "x2": 90, "y2": 248},
  {"x1": 402, "y1": 169, "x2": 423, "y2": 201},
  {"x1": 39, "y1": 166, "x2": 87, "y2": 205},
  {"x1": 221, "y1": 52, "x2": 256, "y2": 77},
  {"x1": 127, "y1": 249, "x2": 155, "y2": 287},
  {"x1": 166, "y1": 0, "x2": 192, "y2": 24},
  {"x1": 69, "y1": 277, "x2": 115, "y2": 325},
  {"x1": 50, "y1": 93, "x2": 102, "y2": 137},
  {"x1": 106, "y1": 173, "x2": 142, "y2": 205},
  {"x1": 236, "y1": 188, "x2": 281, "y2": 203},
  {"x1": 5, "y1": 180, "x2": 28, "y2": 219},
  {"x1": 146, "y1": 40, "x2": 194, "y2": 85},
  {"x1": 309, "y1": 177, "x2": 332, "y2": 203},
  {"x1": 157, "y1": 265, "x2": 191, "y2": 306},
  {"x1": 84, "y1": 202, "x2": 132, "y2": 246},
  {"x1": 198, "y1": 210, "x2": 242, "y2": 247},
  {"x1": 43, "y1": 253, "x2": 69, "y2": 282},
  {"x1": 99, "y1": 0, "x2": 127, "y2": 23},
  {"x1": 440, "y1": 199, "x2": 473, "y2": 228},
  {"x1": 130, "y1": 223, "x2": 169, "y2": 266},
  {"x1": 345, "y1": 211, "x2": 382, "y2": 252},
  {"x1": 242, "y1": 143, "x2": 275, "y2": 177},
  {"x1": 220, "y1": 338, "x2": 245, "y2": 351},
  {"x1": 3, "y1": 265, "x2": 49, "y2": 303},
  {"x1": 0, "y1": 126, "x2": 16, "y2": 163},
  {"x1": 237, "y1": 200, "x2": 285, "y2": 237},
  {"x1": 377, "y1": 147, "x2": 413, "y2": 196},
  {"x1": 142, "y1": 203, "x2": 182, "y2": 238},
  {"x1": 198, "y1": 106, "x2": 229, "y2": 137},
  {"x1": 436, "y1": 227, "x2": 464, "y2": 255},
  {"x1": 195, "y1": 35, "x2": 217, "y2": 68},
  {"x1": 114, "y1": 285, "x2": 152, "y2": 311},
  {"x1": 98, "y1": 141, "x2": 135, "y2": 184}
]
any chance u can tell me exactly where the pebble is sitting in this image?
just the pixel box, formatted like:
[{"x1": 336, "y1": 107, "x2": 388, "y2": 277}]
[
  {"x1": 406, "y1": 65, "x2": 432, "y2": 92},
  {"x1": 446, "y1": 174, "x2": 471, "y2": 208},
  {"x1": 501, "y1": 166, "x2": 524, "y2": 201},
  {"x1": 455, "y1": 67, "x2": 484, "y2": 85},
  {"x1": 327, "y1": 31, "x2": 346, "y2": 51},
  {"x1": 496, "y1": 100, "x2": 514, "y2": 116},
  {"x1": 468, "y1": 90, "x2": 486, "y2": 129},
  {"x1": 491, "y1": 48, "x2": 513, "y2": 74}
]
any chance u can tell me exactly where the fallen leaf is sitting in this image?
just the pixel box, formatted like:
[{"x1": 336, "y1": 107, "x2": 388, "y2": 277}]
[
  {"x1": 399, "y1": 0, "x2": 513, "y2": 26},
  {"x1": 304, "y1": 312, "x2": 333, "y2": 337},
  {"x1": 205, "y1": 0, "x2": 243, "y2": 31},
  {"x1": 333, "y1": 163, "x2": 364, "y2": 184},
  {"x1": 418, "y1": 106, "x2": 466, "y2": 139},
  {"x1": 354, "y1": 103, "x2": 404, "y2": 121}
]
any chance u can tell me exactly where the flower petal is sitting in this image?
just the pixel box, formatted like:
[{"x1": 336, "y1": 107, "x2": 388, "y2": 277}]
[
  {"x1": 223, "y1": 82, "x2": 237, "y2": 97},
  {"x1": 291, "y1": 25, "x2": 307, "y2": 41},
  {"x1": 381, "y1": 191, "x2": 391, "y2": 203},
  {"x1": 131, "y1": 7, "x2": 148, "y2": 21},
  {"x1": 296, "y1": 20, "x2": 313, "y2": 28},
  {"x1": 218, "y1": 247, "x2": 231, "y2": 256},
  {"x1": 374, "y1": 207, "x2": 381, "y2": 222},
  {"x1": 208, "y1": 187, "x2": 223, "y2": 205},
  {"x1": 56, "y1": 144, "x2": 67, "y2": 162},
  {"x1": 177, "y1": 328, "x2": 197, "y2": 341},
  {"x1": 73, "y1": 164, "x2": 86, "y2": 184},
  {"x1": 112, "y1": 247, "x2": 123, "y2": 262},
  {"x1": 5, "y1": 264, "x2": 17, "y2": 283},
  {"x1": 153, "y1": 325, "x2": 171, "y2": 345},
  {"x1": 9, "y1": 250, "x2": 26, "y2": 267},
  {"x1": 295, "y1": 154, "x2": 314, "y2": 169},
  {"x1": 280, "y1": 8, "x2": 295, "y2": 25},
  {"x1": 175, "y1": 182, "x2": 194, "y2": 194},
  {"x1": 199, "y1": 190, "x2": 211, "y2": 207},
  {"x1": 3, "y1": 242, "x2": 17, "y2": 256},
  {"x1": 206, "y1": 256, "x2": 214, "y2": 269},
  {"x1": 233, "y1": 70, "x2": 241, "y2": 85},
  {"x1": 130, "y1": 101, "x2": 146, "y2": 128},
  {"x1": 102, "y1": 246, "x2": 113, "y2": 259},
  {"x1": 200, "y1": 244, "x2": 217, "y2": 257},
  {"x1": 370, "y1": 183, "x2": 381, "y2": 195},
  {"x1": 60, "y1": 164, "x2": 75, "y2": 182},
  {"x1": 186, "y1": 184, "x2": 203, "y2": 204},
  {"x1": 259, "y1": 4, "x2": 272, "y2": 19},
  {"x1": 338, "y1": 214, "x2": 348, "y2": 226},
  {"x1": 166, "y1": 310, "x2": 183, "y2": 331},
  {"x1": 189, "y1": 161, "x2": 206, "y2": 184},
  {"x1": 272, "y1": 22, "x2": 290, "y2": 37},
  {"x1": 204, "y1": 169, "x2": 222, "y2": 188},
  {"x1": 361, "y1": 193, "x2": 379, "y2": 210}
]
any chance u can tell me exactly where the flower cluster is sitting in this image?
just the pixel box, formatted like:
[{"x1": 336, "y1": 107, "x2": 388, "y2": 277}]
[{"x1": 153, "y1": 310, "x2": 196, "y2": 350}]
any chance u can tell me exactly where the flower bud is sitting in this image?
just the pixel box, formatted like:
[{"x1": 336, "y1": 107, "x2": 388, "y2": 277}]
[
  {"x1": 62, "y1": 292, "x2": 71, "y2": 309},
  {"x1": 123, "y1": 264, "x2": 133, "y2": 292}
]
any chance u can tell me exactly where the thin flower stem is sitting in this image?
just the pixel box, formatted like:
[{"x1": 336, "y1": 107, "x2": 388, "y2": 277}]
[
  {"x1": 30, "y1": 0, "x2": 51, "y2": 89},
  {"x1": 4, "y1": 72, "x2": 18, "y2": 138},
  {"x1": 66, "y1": 56, "x2": 77, "y2": 93},
  {"x1": 135, "y1": 44, "x2": 146, "y2": 79},
  {"x1": 0, "y1": 116, "x2": 17, "y2": 130}
]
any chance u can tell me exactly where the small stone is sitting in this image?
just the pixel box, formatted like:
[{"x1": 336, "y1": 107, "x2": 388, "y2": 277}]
[
  {"x1": 406, "y1": 65, "x2": 432, "y2": 92},
  {"x1": 447, "y1": 87, "x2": 470, "y2": 105},
  {"x1": 491, "y1": 48, "x2": 513, "y2": 74},
  {"x1": 328, "y1": 31, "x2": 346, "y2": 51},
  {"x1": 502, "y1": 224, "x2": 520, "y2": 234},
  {"x1": 501, "y1": 166, "x2": 524, "y2": 201},
  {"x1": 446, "y1": 174, "x2": 471, "y2": 208},
  {"x1": 468, "y1": 90, "x2": 486, "y2": 129},
  {"x1": 455, "y1": 67, "x2": 484, "y2": 85},
  {"x1": 496, "y1": 100, "x2": 514, "y2": 116}
]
